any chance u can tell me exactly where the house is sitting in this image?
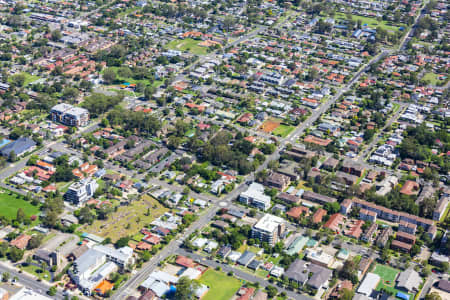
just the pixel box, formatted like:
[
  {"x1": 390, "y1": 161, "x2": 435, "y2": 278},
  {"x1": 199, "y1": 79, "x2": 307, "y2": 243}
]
[
  {"x1": 400, "y1": 180, "x2": 420, "y2": 196},
  {"x1": 265, "y1": 172, "x2": 290, "y2": 190},
  {"x1": 324, "y1": 213, "x2": 344, "y2": 233},
  {"x1": 357, "y1": 273, "x2": 380, "y2": 296},
  {"x1": 237, "y1": 251, "x2": 256, "y2": 267},
  {"x1": 284, "y1": 259, "x2": 332, "y2": 290},
  {"x1": 251, "y1": 214, "x2": 285, "y2": 246},
  {"x1": 286, "y1": 206, "x2": 309, "y2": 219},
  {"x1": 239, "y1": 183, "x2": 271, "y2": 211},
  {"x1": 313, "y1": 208, "x2": 327, "y2": 223},
  {"x1": 10, "y1": 234, "x2": 31, "y2": 250},
  {"x1": 217, "y1": 245, "x2": 232, "y2": 258},
  {"x1": 396, "y1": 268, "x2": 422, "y2": 293},
  {"x1": 175, "y1": 256, "x2": 195, "y2": 268},
  {"x1": 357, "y1": 257, "x2": 373, "y2": 280},
  {"x1": 285, "y1": 236, "x2": 308, "y2": 256},
  {"x1": 437, "y1": 280, "x2": 450, "y2": 293},
  {"x1": 0, "y1": 137, "x2": 36, "y2": 157},
  {"x1": 341, "y1": 161, "x2": 365, "y2": 176},
  {"x1": 305, "y1": 248, "x2": 335, "y2": 267},
  {"x1": 345, "y1": 220, "x2": 364, "y2": 239}
]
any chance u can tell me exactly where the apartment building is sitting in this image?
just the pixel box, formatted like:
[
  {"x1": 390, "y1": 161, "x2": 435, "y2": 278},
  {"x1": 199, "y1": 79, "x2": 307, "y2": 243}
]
[
  {"x1": 239, "y1": 183, "x2": 271, "y2": 211},
  {"x1": 51, "y1": 103, "x2": 89, "y2": 127},
  {"x1": 251, "y1": 214, "x2": 286, "y2": 246},
  {"x1": 64, "y1": 178, "x2": 98, "y2": 206}
]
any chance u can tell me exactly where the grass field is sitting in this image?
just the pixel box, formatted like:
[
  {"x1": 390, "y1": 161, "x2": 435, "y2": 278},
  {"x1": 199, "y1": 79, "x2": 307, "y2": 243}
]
[
  {"x1": 0, "y1": 189, "x2": 40, "y2": 220},
  {"x1": 335, "y1": 12, "x2": 405, "y2": 32},
  {"x1": 84, "y1": 195, "x2": 168, "y2": 242},
  {"x1": 199, "y1": 269, "x2": 242, "y2": 300},
  {"x1": 422, "y1": 72, "x2": 439, "y2": 85},
  {"x1": 272, "y1": 124, "x2": 294, "y2": 137},
  {"x1": 373, "y1": 264, "x2": 414, "y2": 298},
  {"x1": 8, "y1": 72, "x2": 40, "y2": 86},
  {"x1": 165, "y1": 38, "x2": 208, "y2": 55}
]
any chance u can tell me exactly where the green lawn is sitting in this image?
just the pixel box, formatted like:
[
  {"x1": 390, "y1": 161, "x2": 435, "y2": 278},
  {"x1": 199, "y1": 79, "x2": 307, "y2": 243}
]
[
  {"x1": 21, "y1": 263, "x2": 51, "y2": 281},
  {"x1": 335, "y1": 12, "x2": 405, "y2": 32},
  {"x1": 0, "y1": 189, "x2": 40, "y2": 220},
  {"x1": 373, "y1": 264, "x2": 414, "y2": 299},
  {"x1": 199, "y1": 269, "x2": 242, "y2": 300},
  {"x1": 272, "y1": 124, "x2": 294, "y2": 138},
  {"x1": 422, "y1": 73, "x2": 439, "y2": 85},
  {"x1": 165, "y1": 38, "x2": 209, "y2": 55},
  {"x1": 8, "y1": 72, "x2": 40, "y2": 86}
]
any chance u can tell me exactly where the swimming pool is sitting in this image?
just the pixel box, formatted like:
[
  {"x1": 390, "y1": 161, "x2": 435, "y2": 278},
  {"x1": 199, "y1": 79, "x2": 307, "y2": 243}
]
[{"x1": 0, "y1": 139, "x2": 12, "y2": 148}]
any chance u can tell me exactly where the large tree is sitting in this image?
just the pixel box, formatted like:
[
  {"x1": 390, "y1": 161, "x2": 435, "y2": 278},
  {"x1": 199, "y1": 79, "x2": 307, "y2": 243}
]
[{"x1": 174, "y1": 276, "x2": 199, "y2": 300}]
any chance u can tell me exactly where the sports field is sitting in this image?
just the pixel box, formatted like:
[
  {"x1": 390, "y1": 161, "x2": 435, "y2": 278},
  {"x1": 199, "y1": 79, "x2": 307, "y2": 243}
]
[
  {"x1": 0, "y1": 189, "x2": 39, "y2": 220},
  {"x1": 165, "y1": 38, "x2": 208, "y2": 55},
  {"x1": 199, "y1": 269, "x2": 242, "y2": 300},
  {"x1": 335, "y1": 12, "x2": 405, "y2": 32},
  {"x1": 373, "y1": 264, "x2": 414, "y2": 298}
]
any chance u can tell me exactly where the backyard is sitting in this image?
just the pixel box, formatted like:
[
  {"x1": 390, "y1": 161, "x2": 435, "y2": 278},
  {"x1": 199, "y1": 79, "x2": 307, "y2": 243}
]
[
  {"x1": 0, "y1": 188, "x2": 40, "y2": 220},
  {"x1": 372, "y1": 264, "x2": 414, "y2": 298},
  {"x1": 165, "y1": 38, "x2": 209, "y2": 55},
  {"x1": 83, "y1": 195, "x2": 168, "y2": 242},
  {"x1": 198, "y1": 269, "x2": 242, "y2": 300}
]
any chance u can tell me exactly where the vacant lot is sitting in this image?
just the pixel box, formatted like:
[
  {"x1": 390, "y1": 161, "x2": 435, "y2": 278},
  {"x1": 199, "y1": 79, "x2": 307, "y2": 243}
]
[
  {"x1": 0, "y1": 189, "x2": 39, "y2": 220},
  {"x1": 84, "y1": 195, "x2": 168, "y2": 242},
  {"x1": 260, "y1": 119, "x2": 281, "y2": 133},
  {"x1": 165, "y1": 38, "x2": 208, "y2": 55},
  {"x1": 272, "y1": 124, "x2": 294, "y2": 137},
  {"x1": 199, "y1": 269, "x2": 242, "y2": 300}
]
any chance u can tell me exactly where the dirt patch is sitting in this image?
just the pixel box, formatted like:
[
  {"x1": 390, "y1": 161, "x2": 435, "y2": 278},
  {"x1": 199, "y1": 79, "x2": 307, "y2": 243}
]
[{"x1": 260, "y1": 119, "x2": 280, "y2": 133}]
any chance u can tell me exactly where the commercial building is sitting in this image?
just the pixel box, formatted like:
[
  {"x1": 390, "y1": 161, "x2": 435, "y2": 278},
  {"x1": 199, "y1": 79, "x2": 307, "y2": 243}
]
[
  {"x1": 64, "y1": 178, "x2": 99, "y2": 206},
  {"x1": 357, "y1": 273, "x2": 380, "y2": 296},
  {"x1": 251, "y1": 214, "x2": 286, "y2": 246},
  {"x1": 239, "y1": 183, "x2": 271, "y2": 211},
  {"x1": 0, "y1": 137, "x2": 36, "y2": 157},
  {"x1": 51, "y1": 103, "x2": 89, "y2": 127},
  {"x1": 70, "y1": 246, "x2": 133, "y2": 295}
]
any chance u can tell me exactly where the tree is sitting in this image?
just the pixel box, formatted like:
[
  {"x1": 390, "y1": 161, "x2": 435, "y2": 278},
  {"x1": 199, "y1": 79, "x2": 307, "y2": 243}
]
[
  {"x1": 115, "y1": 236, "x2": 131, "y2": 248},
  {"x1": 265, "y1": 285, "x2": 278, "y2": 298},
  {"x1": 10, "y1": 74, "x2": 26, "y2": 88},
  {"x1": 103, "y1": 68, "x2": 116, "y2": 84},
  {"x1": 9, "y1": 247, "x2": 24, "y2": 262},
  {"x1": 8, "y1": 150, "x2": 17, "y2": 162},
  {"x1": 174, "y1": 276, "x2": 199, "y2": 300},
  {"x1": 50, "y1": 30, "x2": 62, "y2": 41},
  {"x1": 78, "y1": 207, "x2": 94, "y2": 225},
  {"x1": 62, "y1": 87, "x2": 79, "y2": 102},
  {"x1": 2, "y1": 272, "x2": 10, "y2": 282},
  {"x1": 48, "y1": 286, "x2": 57, "y2": 296},
  {"x1": 28, "y1": 234, "x2": 44, "y2": 250},
  {"x1": 16, "y1": 208, "x2": 26, "y2": 224},
  {"x1": 340, "y1": 288, "x2": 355, "y2": 300}
]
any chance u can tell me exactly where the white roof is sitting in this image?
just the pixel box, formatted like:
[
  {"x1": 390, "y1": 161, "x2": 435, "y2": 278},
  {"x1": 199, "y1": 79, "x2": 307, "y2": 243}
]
[
  {"x1": 180, "y1": 268, "x2": 202, "y2": 280},
  {"x1": 192, "y1": 237, "x2": 208, "y2": 248},
  {"x1": 10, "y1": 288, "x2": 52, "y2": 300},
  {"x1": 357, "y1": 273, "x2": 380, "y2": 296},
  {"x1": 253, "y1": 214, "x2": 285, "y2": 233}
]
